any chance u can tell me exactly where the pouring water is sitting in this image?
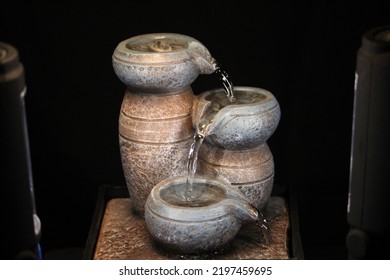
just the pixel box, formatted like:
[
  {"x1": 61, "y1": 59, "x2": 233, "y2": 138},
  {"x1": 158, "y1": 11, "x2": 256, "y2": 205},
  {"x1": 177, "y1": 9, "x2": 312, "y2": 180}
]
[{"x1": 184, "y1": 63, "x2": 235, "y2": 201}]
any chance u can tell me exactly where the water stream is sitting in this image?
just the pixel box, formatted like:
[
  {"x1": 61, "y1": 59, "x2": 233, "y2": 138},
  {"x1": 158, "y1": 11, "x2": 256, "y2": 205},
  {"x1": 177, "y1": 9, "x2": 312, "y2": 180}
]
[
  {"x1": 214, "y1": 64, "x2": 236, "y2": 103},
  {"x1": 257, "y1": 212, "x2": 273, "y2": 245},
  {"x1": 184, "y1": 64, "x2": 235, "y2": 201},
  {"x1": 183, "y1": 64, "x2": 272, "y2": 245}
]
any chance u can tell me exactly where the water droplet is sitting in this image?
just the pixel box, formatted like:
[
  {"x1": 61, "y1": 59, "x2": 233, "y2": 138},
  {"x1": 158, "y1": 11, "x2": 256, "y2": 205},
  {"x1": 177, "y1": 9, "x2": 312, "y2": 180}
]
[{"x1": 214, "y1": 63, "x2": 235, "y2": 103}]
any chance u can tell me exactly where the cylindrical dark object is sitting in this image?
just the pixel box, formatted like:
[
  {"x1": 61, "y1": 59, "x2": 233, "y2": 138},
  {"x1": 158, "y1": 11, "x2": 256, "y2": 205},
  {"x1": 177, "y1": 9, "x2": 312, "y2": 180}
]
[
  {"x1": 0, "y1": 42, "x2": 39, "y2": 259},
  {"x1": 347, "y1": 26, "x2": 390, "y2": 258}
]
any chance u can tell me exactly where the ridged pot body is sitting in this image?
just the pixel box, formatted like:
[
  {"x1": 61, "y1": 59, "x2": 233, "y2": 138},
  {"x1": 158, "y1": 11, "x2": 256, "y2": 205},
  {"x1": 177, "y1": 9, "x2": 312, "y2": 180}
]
[
  {"x1": 194, "y1": 87, "x2": 280, "y2": 210},
  {"x1": 198, "y1": 142, "x2": 274, "y2": 210},
  {"x1": 119, "y1": 89, "x2": 194, "y2": 215},
  {"x1": 113, "y1": 33, "x2": 217, "y2": 216}
]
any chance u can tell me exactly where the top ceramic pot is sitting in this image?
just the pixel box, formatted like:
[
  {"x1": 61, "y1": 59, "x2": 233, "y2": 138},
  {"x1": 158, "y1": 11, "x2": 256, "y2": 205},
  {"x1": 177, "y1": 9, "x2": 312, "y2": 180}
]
[{"x1": 112, "y1": 33, "x2": 217, "y2": 93}]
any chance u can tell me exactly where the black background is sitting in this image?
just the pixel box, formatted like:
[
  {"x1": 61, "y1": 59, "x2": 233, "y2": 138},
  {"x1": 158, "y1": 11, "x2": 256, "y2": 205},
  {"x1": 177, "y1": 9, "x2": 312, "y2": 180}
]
[{"x1": 2, "y1": 1, "x2": 389, "y2": 259}]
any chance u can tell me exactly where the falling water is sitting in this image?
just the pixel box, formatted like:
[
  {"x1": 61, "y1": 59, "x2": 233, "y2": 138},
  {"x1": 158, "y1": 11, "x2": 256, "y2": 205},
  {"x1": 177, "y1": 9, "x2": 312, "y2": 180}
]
[
  {"x1": 180, "y1": 62, "x2": 273, "y2": 247},
  {"x1": 184, "y1": 64, "x2": 235, "y2": 201},
  {"x1": 256, "y1": 212, "x2": 272, "y2": 245},
  {"x1": 185, "y1": 130, "x2": 206, "y2": 201},
  {"x1": 214, "y1": 64, "x2": 236, "y2": 103}
]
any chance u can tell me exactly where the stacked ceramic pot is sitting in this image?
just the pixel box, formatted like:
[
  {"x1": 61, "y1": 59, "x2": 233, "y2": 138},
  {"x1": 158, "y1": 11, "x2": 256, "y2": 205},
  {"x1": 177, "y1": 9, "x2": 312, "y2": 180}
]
[
  {"x1": 193, "y1": 87, "x2": 281, "y2": 211},
  {"x1": 112, "y1": 33, "x2": 217, "y2": 216}
]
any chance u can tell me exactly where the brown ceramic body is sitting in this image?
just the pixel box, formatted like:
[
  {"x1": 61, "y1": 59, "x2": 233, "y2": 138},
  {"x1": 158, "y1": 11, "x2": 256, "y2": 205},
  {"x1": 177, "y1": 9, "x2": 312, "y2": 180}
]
[
  {"x1": 113, "y1": 33, "x2": 217, "y2": 216},
  {"x1": 119, "y1": 89, "x2": 194, "y2": 215},
  {"x1": 194, "y1": 87, "x2": 280, "y2": 211},
  {"x1": 198, "y1": 142, "x2": 274, "y2": 211}
]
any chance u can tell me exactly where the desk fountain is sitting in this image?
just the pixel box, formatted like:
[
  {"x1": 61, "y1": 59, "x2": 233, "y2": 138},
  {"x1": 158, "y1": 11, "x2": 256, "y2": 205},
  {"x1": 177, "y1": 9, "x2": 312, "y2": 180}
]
[{"x1": 97, "y1": 33, "x2": 286, "y2": 258}]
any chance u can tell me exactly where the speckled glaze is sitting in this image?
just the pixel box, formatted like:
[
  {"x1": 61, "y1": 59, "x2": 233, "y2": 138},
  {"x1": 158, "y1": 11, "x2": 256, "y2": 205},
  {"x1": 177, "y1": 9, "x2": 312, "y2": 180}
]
[
  {"x1": 119, "y1": 89, "x2": 195, "y2": 214},
  {"x1": 198, "y1": 142, "x2": 275, "y2": 211},
  {"x1": 193, "y1": 87, "x2": 280, "y2": 150},
  {"x1": 113, "y1": 33, "x2": 217, "y2": 216},
  {"x1": 144, "y1": 176, "x2": 259, "y2": 254},
  {"x1": 194, "y1": 87, "x2": 280, "y2": 210},
  {"x1": 113, "y1": 33, "x2": 216, "y2": 94}
]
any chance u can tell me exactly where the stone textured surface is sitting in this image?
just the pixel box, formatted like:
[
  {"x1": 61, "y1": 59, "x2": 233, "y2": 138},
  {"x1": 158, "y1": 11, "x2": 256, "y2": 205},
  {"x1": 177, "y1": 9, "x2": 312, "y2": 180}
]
[
  {"x1": 198, "y1": 142, "x2": 274, "y2": 210},
  {"x1": 119, "y1": 136, "x2": 192, "y2": 214},
  {"x1": 144, "y1": 176, "x2": 259, "y2": 254},
  {"x1": 119, "y1": 90, "x2": 194, "y2": 215},
  {"x1": 193, "y1": 87, "x2": 281, "y2": 150},
  {"x1": 121, "y1": 89, "x2": 194, "y2": 120},
  {"x1": 112, "y1": 33, "x2": 216, "y2": 94},
  {"x1": 93, "y1": 197, "x2": 289, "y2": 260}
]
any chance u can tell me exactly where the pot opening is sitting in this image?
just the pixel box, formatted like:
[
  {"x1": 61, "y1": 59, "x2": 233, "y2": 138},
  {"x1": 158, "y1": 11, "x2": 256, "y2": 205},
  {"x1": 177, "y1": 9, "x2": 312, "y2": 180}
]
[
  {"x1": 205, "y1": 88, "x2": 267, "y2": 106},
  {"x1": 160, "y1": 181, "x2": 225, "y2": 208}
]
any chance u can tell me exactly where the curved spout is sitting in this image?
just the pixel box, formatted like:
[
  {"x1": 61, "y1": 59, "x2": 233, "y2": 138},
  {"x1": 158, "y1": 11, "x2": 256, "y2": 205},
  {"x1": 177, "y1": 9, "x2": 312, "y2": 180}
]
[
  {"x1": 191, "y1": 92, "x2": 232, "y2": 136},
  {"x1": 223, "y1": 187, "x2": 259, "y2": 223},
  {"x1": 187, "y1": 41, "x2": 218, "y2": 74}
]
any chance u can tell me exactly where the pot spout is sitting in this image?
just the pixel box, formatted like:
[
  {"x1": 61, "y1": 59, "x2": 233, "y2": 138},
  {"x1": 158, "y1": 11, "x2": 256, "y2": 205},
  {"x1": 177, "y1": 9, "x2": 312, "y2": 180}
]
[
  {"x1": 231, "y1": 200, "x2": 259, "y2": 224},
  {"x1": 223, "y1": 187, "x2": 259, "y2": 224},
  {"x1": 187, "y1": 41, "x2": 218, "y2": 75}
]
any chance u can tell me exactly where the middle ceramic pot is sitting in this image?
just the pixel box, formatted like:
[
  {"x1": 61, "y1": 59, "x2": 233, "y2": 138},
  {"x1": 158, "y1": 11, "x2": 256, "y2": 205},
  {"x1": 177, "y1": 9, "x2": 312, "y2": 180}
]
[
  {"x1": 193, "y1": 86, "x2": 281, "y2": 210},
  {"x1": 192, "y1": 86, "x2": 281, "y2": 150}
]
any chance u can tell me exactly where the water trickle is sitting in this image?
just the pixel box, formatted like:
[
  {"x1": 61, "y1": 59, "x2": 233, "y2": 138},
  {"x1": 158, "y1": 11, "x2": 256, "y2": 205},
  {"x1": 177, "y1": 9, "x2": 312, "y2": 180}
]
[
  {"x1": 185, "y1": 132, "x2": 205, "y2": 201},
  {"x1": 183, "y1": 87, "x2": 269, "y2": 203},
  {"x1": 214, "y1": 63, "x2": 236, "y2": 103},
  {"x1": 256, "y1": 212, "x2": 272, "y2": 245},
  {"x1": 187, "y1": 90, "x2": 265, "y2": 189},
  {"x1": 183, "y1": 63, "x2": 236, "y2": 202}
]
